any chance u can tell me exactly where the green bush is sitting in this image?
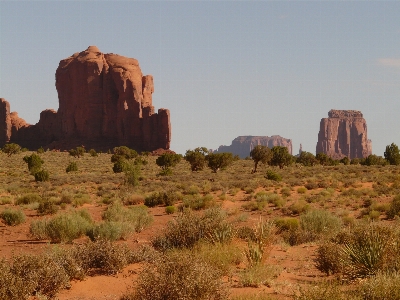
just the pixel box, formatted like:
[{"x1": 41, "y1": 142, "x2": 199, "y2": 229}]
[
  {"x1": 183, "y1": 194, "x2": 215, "y2": 210},
  {"x1": 89, "y1": 149, "x2": 98, "y2": 157},
  {"x1": 87, "y1": 221, "x2": 134, "y2": 241},
  {"x1": 37, "y1": 146, "x2": 45, "y2": 154},
  {"x1": 387, "y1": 194, "x2": 400, "y2": 219},
  {"x1": 0, "y1": 208, "x2": 26, "y2": 226},
  {"x1": 144, "y1": 191, "x2": 181, "y2": 207},
  {"x1": 113, "y1": 146, "x2": 138, "y2": 159},
  {"x1": 66, "y1": 161, "x2": 78, "y2": 173},
  {"x1": 23, "y1": 153, "x2": 44, "y2": 174},
  {"x1": 37, "y1": 200, "x2": 59, "y2": 215},
  {"x1": 275, "y1": 217, "x2": 299, "y2": 233},
  {"x1": 265, "y1": 170, "x2": 282, "y2": 181},
  {"x1": 165, "y1": 206, "x2": 176, "y2": 214},
  {"x1": 2, "y1": 143, "x2": 21, "y2": 156},
  {"x1": 113, "y1": 160, "x2": 128, "y2": 173},
  {"x1": 30, "y1": 210, "x2": 93, "y2": 243},
  {"x1": 34, "y1": 170, "x2": 49, "y2": 182}
]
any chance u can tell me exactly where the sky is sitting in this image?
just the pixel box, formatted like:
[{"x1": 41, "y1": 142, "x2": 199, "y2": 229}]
[{"x1": 1, "y1": 1, "x2": 400, "y2": 155}]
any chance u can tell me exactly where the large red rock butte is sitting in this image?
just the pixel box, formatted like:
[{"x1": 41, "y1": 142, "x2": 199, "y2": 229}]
[
  {"x1": 0, "y1": 46, "x2": 171, "y2": 151},
  {"x1": 214, "y1": 135, "x2": 292, "y2": 159},
  {"x1": 316, "y1": 109, "x2": 372, "y2": 159}
]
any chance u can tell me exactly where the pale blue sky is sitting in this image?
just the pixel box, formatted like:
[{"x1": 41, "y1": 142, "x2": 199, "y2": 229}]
[{"x1": 1, "y1": 1, "x2": 399, "y2": 155}]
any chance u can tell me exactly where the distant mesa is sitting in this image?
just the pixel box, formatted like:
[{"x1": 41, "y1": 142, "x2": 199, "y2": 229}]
[
  {"x1": 0, "y1": 46, "x2": 171, "y2": 151},
  {"x1": 214, "y1": 136, "x2": 292, "y2": 159},
  {"x1": 316, "y1": 109, "x2": 372, "y2": 159}
]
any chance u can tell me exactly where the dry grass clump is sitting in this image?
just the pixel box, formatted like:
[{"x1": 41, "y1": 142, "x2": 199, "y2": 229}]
[
  {"x1": 0, "y1": 240, "x2": 135, "y2": 300},
  {"x1": 152, "y1": 207, "x2": 230, "y2": 251},
  {"x1": 0, "y1": 208, "x2": 26, "y2": 226},
  {"x1": 121, "y1": 251, "x2": 228, "y2": 300}
]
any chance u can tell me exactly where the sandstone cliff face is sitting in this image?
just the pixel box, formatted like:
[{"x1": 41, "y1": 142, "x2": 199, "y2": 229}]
[
  {"x1": 316, "y1": 110, "x2": 372, "y2": 159},
  {"x1": 0, "y1": 46, "x2": 171, "y2": 151},
  {"x1": 215, "y1": 136, "x2": 292, "y2": 159}
]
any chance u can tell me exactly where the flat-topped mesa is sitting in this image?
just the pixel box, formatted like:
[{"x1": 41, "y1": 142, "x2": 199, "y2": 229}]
[
  {"x1": 316, "y1": 109, "x2": 372, "y2": 160},
  {"x1": 214, "y1": 135, "x2": 292, "y2": 159},
  {"x1": 328, "y1": 109, "x2": 363, "y2": 119},
  {"x1": 0, "y1": 46, "x2": 171, "y2": 151}
]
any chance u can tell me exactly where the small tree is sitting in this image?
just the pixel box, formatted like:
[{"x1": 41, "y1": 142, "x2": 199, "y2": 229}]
[
  {"x1": 184, "y1": 147, "x2": 209, "y2": 171},
  {"x1": 124, "y1": 163, "x2": 141, "y2": 187},
  {"x1": 363, "y1": 154, "x2": 388, "y2": 166},
  {"x1": 250, "y1": 145, "x2": 272, "y2": 172},
  {"x1": 23, "y1": 153, "x2": 44, "y2": 175},
  {"x1": 113, "y1": 146, "x2": 138, "y2": 159},
  {"x1": 69, "y1": 146, "x2": 85, "y2": 158},
  {"x1": 296, "y1": 151, "x2": 318, "y2": 167},
  {"x1": 340, "y1": 156, "x2": 350, "y2": 165},
  {"x1": 270, "y1": 146, "x2": 292, "y2": 169},
  {"x1": 156, "y1": 153, "x2": 182, "y2": 175},
  {"x1": 2, "y1": 143, "x2": 21, "y2": 156},
  {"x1": 206, "y1": 152, "x2": 234, "y2": 173},
  {"x1": 66, "y1": 162, "x2": 78, "y2": 173},
  {"x1": 34, "y1": 170, "x2": 49, "y2": 182},
  {"x1": 384, "y1": 143, "x2": 400, "y2": 165}
]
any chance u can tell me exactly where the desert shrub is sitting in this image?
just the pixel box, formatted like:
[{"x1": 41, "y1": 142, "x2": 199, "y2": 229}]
[
  {"x1": 15, "y1": 193, "x2": 42, "y2": 205},
  {"x1": 113, "y1": 160, "x2": 128, "y2": 173},
  {"x1": 183, "y1": 194, "x2": 215, "y2": 210},
  {"x1": 358, "y1": 271, "x2": 400, "y2": 299},
  {"x1": 37, "y1": 199, "x2": 59, "y2": 215},
  {"x1": 122, "y1": 252, "x2": 228, "y2": 300},
  {"x1": 0, "y1": 196, "x2": 12, "y2": 205},
  {"x1": 165, "y1": 205, "x2": 176, "y2": 214},
  {"x1": 2, "y1": 143, "x2": 21, "y2": 156},
  {"x1": 239, "y1": 264, "x2": 280, "y2": 288},
  {"x1": 305, "y1": 181, "x2": 319, "y2": 190},
  {"x1": 156, "y1": 152, "x2": 182, "y2": 174},
  {"x1": 288, "y1": 200, "x2": 310, "y2": 215},
  {"x1": 387, "y1": 194, "x2": 400, "y2": 219},
  {"x1": 0, "y1": 253, "x2": 70, "y2": 299},
  {"x1": 144, "y1": 191, "x2": 180, "y2": 207},
  {"x1": 315, "y1": 242, "x2": 344, "y2": 275},
  {"x1": 0, "y1": 208, "x2": 26, "y2": 226},
  {"x1": 37, "y1": 146, "x2": 45, "y2": 154},
  {"x1": 66, "y1": 161, "x2": 78, "y2": 173},
  {"x1": 275, "y1": 217, "x2": 299, "y2": 233},
  {"x1": 87, "y1": 221, "x2": 134, "y2": 241},
  {"x1": 30, "y1": 210, "x2": 93, "y2": 243},
  {"x1": 89, "y1": 148, "x2": 98, "y2": 157},
  {"x1": 299, "y1": 210, "x2": 342, "y2": 242},
  {"x1": 265, "y1": 170, "x2": 282, "y2": 181},
  {"x1": 280, "y1": 187, "x2": 291, "y2": 197},
  {"x1": 340, "y1": 224, "x2": 394, "y2": 279},
  {"x1": 294, "y1": 281, "x2": 347, "y2": 300},
  {"x1": 297, "y1": 187, "x2": 307, "y2": 194},
  {"x1": 123, "y1": 194, "x2": 144, "y2": 205},
  {"x1": 237, "y1": 226, "x2": 257, "y2": 242},
  {"x1": 113, "y1": 146, "x2": 138, "y2": 159},
  {"x1": 242, "y1": 200, "x2": 265, "y2": 211},
  {"x1": 102, "y1": 202, "x2": 152, "y2": 232},
  {"x1": 69, "y1": 146, "x2": 85, "y2": 158},
  {"x1": 23, "y1": 153, "x2": 44, "y2": 174},
  {"x1": 34, "y1": 169, "x2": 49, "y2": 182},
  {"x1": 124, "y1": 163, "x2": 141, "y2": 187},
  {"x1": 206, "y1": 152, "x2": 234, "y2": 172},
  {"x1": 152, "y1": 207, "x2": 228, "y2": 251}
]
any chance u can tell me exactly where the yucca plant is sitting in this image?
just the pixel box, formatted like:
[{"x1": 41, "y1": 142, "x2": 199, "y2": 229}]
[{"x1": 339, "y1": 225, "x2": 391, "y2": 279}]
